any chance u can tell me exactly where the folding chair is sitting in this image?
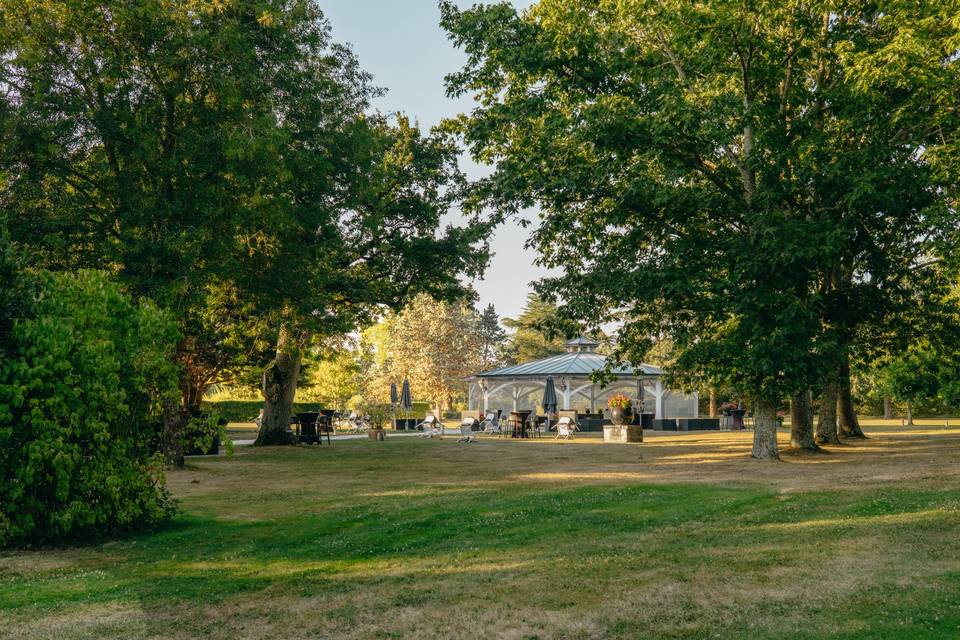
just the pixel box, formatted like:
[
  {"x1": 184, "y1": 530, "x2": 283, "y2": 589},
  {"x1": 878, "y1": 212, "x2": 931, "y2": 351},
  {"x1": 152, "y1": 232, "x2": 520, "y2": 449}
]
[
  {"x1": 416, "y1": 414, "x2": 443, "y2": 438},
  {"x1": 555, "y1": 416, "x2": 578, "y2": 440},
  {"x1": 457, "y1": 418, "x2": 478, "y2": 443},
  {"x1": 478, "y1": 410, "x2": 502, "y2": 436}
]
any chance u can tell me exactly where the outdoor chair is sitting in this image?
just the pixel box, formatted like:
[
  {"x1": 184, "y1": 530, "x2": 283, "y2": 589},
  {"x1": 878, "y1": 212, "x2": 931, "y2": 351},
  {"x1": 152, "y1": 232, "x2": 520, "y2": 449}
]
[
  {"x1": 555, "y1": 416, "x2": 578, "y2": 440},
  {"x1": 457, "y1": 418, "x2": 478, "y2": 443},
  {"x1": 416, "y1": 414, "x2": 443, "y2": 438},
  {"x1": 529, "y1": 415, "x2": 548, "y2": 439},
  {"x1": 347, "y1": 411, "x2": 368, "y2": 433},
  {"x1": 478, "y1": 411, "x2": 502, "y2": 436}
]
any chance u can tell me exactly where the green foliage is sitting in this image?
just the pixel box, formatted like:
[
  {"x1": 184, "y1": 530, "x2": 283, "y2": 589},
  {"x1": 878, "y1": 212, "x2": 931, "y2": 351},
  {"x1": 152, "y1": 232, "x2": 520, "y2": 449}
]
[
  {"x1": 501, "y1": 294, "x2": 567, "y2": 364},
  {"x1": 201, "y1": 400, "x2": 321, "y2": 424},
  {"x1": 362, "y1": 403, "x2": 394, "y2": 430},
  {"x1": 441, "y1": 0, "x2": 960, "y2": 413},
  {"x1": 477, "y1": 303, "x2": 508, "y2": 369},
  {"x1": 1, "y1": 1, "x2": 493, "y2": 420},
  {"x1": 296, "y1": 349, "x2": 362, "y2": 411},
  {"x1": 0, "y1": 269, "x2": 179, "y2": 547}
]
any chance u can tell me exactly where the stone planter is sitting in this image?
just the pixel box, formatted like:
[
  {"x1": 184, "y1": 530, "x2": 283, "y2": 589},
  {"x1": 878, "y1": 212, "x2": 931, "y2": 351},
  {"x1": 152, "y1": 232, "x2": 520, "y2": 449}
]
[
  {"x1": 603, "y1": 424, "x2": 643, "y2": 443},
  {"x1": 367, "y1": 429, "x2": 385, "y2": 441}
]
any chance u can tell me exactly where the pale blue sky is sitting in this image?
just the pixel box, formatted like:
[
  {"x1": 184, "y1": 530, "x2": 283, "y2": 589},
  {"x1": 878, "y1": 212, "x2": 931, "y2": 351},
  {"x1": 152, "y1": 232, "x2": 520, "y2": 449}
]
[{"x1": 322, "y1": 0, "x2": 546, "y2": 321}]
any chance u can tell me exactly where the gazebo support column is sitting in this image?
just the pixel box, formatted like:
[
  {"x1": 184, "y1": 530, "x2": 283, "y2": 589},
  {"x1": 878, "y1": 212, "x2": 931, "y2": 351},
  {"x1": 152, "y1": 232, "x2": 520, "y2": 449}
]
[
  {"x1": 693, "y1": 391, "x2": 699, "y2": 418},
  {"x1": 655, "y1": 380, "x2": 664, "y2": 420}
]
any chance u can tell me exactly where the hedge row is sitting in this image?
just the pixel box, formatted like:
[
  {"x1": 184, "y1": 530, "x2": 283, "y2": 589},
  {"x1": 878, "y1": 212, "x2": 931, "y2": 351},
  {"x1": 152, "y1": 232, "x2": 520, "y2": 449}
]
[{"x1": 204, "y1": 400, "x2": 433, "y2": 423}]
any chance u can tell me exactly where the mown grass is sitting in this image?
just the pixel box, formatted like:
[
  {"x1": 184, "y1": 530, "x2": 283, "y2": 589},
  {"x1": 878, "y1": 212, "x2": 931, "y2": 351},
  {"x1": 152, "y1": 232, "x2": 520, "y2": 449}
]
[{"x1": 3, "y1": 433, "x2": 960, "y2": 639}]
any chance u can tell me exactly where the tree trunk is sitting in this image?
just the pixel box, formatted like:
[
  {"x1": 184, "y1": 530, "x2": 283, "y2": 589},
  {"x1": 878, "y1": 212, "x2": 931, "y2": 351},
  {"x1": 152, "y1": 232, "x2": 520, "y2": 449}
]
[
  {"x1": 906, "y1": 401, "x2": 914, "y2": 426},
  {"x1": 181, "y1": 378, "x2": 207, "y2": 413},
  {"x1": 255, "y1": 324, "x2": 301, "y2": 446},
  {"x1": 790, "y1": 389, "x2": 819, "y2": 451},
  {"x1": 815, "y1": 378, "x2": 840, "y2": 445},
  {"x1": 883, "y1": 397, "x2": 893, "y2": 420},
  {"x1": 751, "y1": 397, "x2": 780, "y2": 460},
  {"x1": 162, "y1": 399, "x2": 187, "y2": 468},
  {"x1": 837, "y1": 359, "x2": 866, "y2": 438},
  {"x1": 709, "y1": 389, "x2": 717, "y2": 418}
]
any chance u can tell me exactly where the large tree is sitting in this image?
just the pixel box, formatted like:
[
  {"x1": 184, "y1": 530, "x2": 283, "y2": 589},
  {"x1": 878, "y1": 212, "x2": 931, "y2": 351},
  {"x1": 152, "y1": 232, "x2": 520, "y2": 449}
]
[
  {"x1": 375, "y1": 294, "x2": 486, "y2": 413},
  {"x1": 501, "y1": 293, "x2": 567, "y2": 364},
  {"x1": 442, "y1": 0, "x2": 959, "y2": 459},
  {"x1": 253, "y1": 116, "x2": 490, "y2": 444},
  {"x1": 0, "y1": 1, "x2": 492, "y2": 452}
]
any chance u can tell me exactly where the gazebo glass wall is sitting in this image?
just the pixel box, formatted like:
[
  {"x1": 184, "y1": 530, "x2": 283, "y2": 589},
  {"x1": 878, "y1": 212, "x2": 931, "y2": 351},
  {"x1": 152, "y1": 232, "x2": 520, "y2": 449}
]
[{"x1": 466, "y1": 338, "x2": 699, "y2": 420}]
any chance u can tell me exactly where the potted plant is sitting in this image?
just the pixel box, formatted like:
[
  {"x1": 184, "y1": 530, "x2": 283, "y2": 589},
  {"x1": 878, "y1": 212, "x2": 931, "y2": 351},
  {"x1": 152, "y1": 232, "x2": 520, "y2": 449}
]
[
  {"x1": 608, "y1": 393, "x2": 634, "y2": 425},
  {"x1": 365, "y1": 404, "x2": 392, "y2": 441},
  {"x1": 604, "y1": 394, "x2": 642, "y2": 443},
  {"x1": 719, "y1": 401, "x2": 737, "y2": 416}
]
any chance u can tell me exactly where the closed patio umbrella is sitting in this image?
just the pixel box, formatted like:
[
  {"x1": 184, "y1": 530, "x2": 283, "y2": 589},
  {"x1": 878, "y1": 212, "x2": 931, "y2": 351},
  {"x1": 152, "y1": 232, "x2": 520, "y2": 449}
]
[
  {"x1": 390, "y1": 382, "x2": 399, "y2": 430},
  {"x1": 543, "y1": 377, "x2": 558, "y2": 432},
  {"x1": 400, "y1": 378, "x2": 413, "y2": 412}
]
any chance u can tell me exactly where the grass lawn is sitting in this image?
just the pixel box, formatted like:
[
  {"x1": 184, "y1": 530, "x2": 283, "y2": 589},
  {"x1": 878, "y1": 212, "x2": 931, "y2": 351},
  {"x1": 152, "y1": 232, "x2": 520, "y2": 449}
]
[{"x1": 4, "y1": 425, "x2": 960, "y2": 639}]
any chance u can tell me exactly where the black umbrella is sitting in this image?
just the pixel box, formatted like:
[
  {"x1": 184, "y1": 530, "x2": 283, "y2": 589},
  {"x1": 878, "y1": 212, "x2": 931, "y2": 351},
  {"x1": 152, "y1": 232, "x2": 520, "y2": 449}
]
[
  {"x1": 390, "y1": 382, "x2": 399, "y2": 405},
  {"x1": 543, "y1": 377, "x2": 558, "y2": 431},
  {"x1": 400, "y1": 378, "x2": 413, "y2": 412}
]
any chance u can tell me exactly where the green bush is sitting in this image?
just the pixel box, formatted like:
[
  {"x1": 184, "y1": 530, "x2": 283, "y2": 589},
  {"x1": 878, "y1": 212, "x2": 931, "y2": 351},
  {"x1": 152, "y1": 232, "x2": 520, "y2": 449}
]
[{"x1": 0, "y1": 267, "x2": 180, "y2": 547}]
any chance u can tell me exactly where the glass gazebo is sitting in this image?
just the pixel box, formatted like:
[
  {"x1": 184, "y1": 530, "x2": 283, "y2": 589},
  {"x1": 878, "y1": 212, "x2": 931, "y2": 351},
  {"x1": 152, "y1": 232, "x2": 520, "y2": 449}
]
[{"x1": 466, "y1": 337, "x2": 698, "y2": 421}]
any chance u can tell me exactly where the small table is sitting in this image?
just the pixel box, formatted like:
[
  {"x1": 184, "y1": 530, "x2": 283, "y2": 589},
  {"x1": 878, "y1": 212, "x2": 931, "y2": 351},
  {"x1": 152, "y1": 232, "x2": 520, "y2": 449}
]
[
  {"x1": 295, "y1": 412, "x2": 320, "y2": 444},
  {"x1": 508, "y1": 410, "x2": 532, "y2": 438}
]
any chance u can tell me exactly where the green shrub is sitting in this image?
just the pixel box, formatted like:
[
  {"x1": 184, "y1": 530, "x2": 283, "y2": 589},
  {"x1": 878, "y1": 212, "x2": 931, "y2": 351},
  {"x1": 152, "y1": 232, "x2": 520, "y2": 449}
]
[{"x1": 0, "y1": 268, "x2": 180, "y2": 547}]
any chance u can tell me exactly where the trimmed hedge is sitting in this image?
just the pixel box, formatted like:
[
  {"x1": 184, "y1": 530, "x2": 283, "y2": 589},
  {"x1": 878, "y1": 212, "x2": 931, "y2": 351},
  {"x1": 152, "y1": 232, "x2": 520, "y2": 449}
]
[{"x1": 204, "y1": 400, "x2": 432, "y2": 423}]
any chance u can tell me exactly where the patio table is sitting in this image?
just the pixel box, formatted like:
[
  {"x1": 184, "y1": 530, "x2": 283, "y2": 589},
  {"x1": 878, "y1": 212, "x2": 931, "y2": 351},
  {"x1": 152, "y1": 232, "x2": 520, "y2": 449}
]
[{"x1": 508, "y1": 410, "x2": 532, "y2": 438}]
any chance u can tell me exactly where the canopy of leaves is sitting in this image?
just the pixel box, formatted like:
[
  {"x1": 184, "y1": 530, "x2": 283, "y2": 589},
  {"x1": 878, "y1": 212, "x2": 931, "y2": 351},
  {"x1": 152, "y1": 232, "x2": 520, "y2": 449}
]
[
  {"x1": 501, "y1": 293, "x2": 567, "y2": 364},
  {"x1": 441, "y1": 0, "x2": 960, "y2": 404},
  {"x1": 357, "y1": 294, "x2": 487, "y2": 410},
  {"x1": 0, "y1": 0, "x2": 493, "y2": 403}
]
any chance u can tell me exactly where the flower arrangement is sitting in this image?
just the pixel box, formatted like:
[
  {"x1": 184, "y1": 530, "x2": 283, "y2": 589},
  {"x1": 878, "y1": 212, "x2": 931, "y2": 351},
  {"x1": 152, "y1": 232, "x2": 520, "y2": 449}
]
[
  {"x1": 608, "y1": 393, "x2": 632, "y2": 409},
  {"x1": 719, "y1": 402, "x2": 738, "y2": 411},
  {"x1": 776, "y1": 410, "x2": 786, "y2": 418}
]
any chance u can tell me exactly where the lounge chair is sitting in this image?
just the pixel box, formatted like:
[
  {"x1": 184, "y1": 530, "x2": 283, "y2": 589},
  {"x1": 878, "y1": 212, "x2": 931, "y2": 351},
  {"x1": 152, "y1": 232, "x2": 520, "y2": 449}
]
[
  {"x1": 457, "y1": 418, "x2": 478, "y2": 443},
  {"x1": 478, "y1": 410, "x2": 502, "y2": 436},
  {"x1": 555, "y1": 416, "x2": 578, "y2": 440},
  {"x1": 416, "y1": 414, "x2": 443, "y2": 438}
]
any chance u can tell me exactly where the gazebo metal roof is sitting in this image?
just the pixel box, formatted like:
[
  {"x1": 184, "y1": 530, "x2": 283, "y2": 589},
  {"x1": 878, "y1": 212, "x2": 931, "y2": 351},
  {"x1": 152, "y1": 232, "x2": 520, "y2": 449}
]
[{"x1": 472, "y1": 351, "x2": 662, "y2": 379}]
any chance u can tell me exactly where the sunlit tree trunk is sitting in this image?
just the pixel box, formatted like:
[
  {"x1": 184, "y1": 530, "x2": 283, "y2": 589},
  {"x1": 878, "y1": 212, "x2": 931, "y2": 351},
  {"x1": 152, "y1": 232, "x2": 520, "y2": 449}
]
[
  {"x1": 883, "y1": 397, "x2": 893, "y2": 420},
  {"x1": 255, "y1": 323, "x2": 301, "y2": 446},
  {"x1": 906, "y1": 400, "x2": 914, "y2": 426},
  {"x1": 790, "y1": 389, "x2": 819, "y2": 451},
  {"x1": 815, "y1": 378, "x2": 840, "y2": 445},
  {"x1": 752, "y1": 397, "x2": 780, "y2": 460},
  {"x1": 837, "y1": 359, "x2": 866, "y2": 438},
  {"x1": 709, "y1": 389, "x2": 717, "y2": 418}
]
